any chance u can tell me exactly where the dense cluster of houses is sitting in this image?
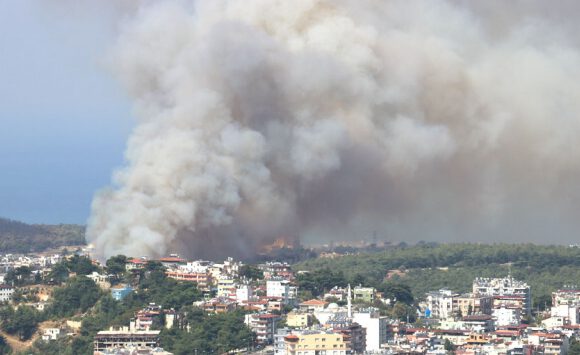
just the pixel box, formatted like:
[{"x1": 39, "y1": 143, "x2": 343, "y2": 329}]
[{"x1": 3, "y1": 249, "x2": 580, "y2": 354}]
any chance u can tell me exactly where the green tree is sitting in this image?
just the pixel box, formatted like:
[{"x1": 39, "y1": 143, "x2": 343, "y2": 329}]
[
  {"x1": 444, "y1": 338, "x2": 456, "y2": 353},
  {"x1": 66, "y1": 255, "x2": 97, "y2": 275},
  {"x1": 5, "y1": 266, "x2": 32, "y2": 287},
  {"x1": 47, "y1": 262, "x2": 70, "y2": 284},
  {"x1": 378, "y1": 282, "x2": 414, "y2": 305},
  {"x1": 106, "y1": 255, "x2": 128, "y2": 278},
  {"x1": 570, "y1": 338, "x2": 580, "y2": 355},
  {"x1": 48, "y1": 276, "x2": 101, "y2": 317},
  {"x1": 0, "y1": 305, "x2": 40, "y2": 340},
  {"x1": 0, "y1": 335, "x2": 10, "y2": 354},
  {"x1": 238, "y1": 265, "x2": 264, "y2": 280}
]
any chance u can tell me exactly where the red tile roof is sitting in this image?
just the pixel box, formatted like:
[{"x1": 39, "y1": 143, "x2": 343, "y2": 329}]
[{"x1": 300, "y1": 299, "x2": 328, "y2": 306}]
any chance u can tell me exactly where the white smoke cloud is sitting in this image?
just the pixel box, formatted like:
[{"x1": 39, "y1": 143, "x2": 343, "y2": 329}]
[{"x1": 87, "y1": 0, "x2": 580, "y2": 259}]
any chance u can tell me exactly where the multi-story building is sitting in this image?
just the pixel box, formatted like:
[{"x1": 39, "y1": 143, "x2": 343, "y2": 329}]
[
  {"x1": 260, "y1": 262, "x2": 293, "y2": 280},
  {"x1": 93, "y1": 328, "x2": 161, "y2": 353},
  {"x1": 201, "y1": 299, "x2": 238, "y2": 314},
  {"x1": 86, "y1": 271, "x2": 111, "y2": 290},
  {"x1": 217, "y1": 277, "x2": 236, "y2": 298},
  {"x1": 111, "y1": 284, "x2": 133, "y2": 301},
  {"x1": 326, "y1": 316, "x2": 366, "y2": 354},
  {"x1": 236, "y1": 284, "x2": 253, "y2": 302},
  {"x1": 353, "y1": 286, "x2": 376, "y2": 304},
  {"x1": 0, "y1": 284, "x2": 14, "y2": 303},
  {"x1": 299, "y1": 299, "x2": 328, "y2": 313},
  {"x1": 492, "y1": 306, "x2": 522, "y2": 326},
  {"x1": 324, "y1": 286, "x2": 348, "y2": 302},
  {"x1": 267, "y1": 279, "x2": 291, "y2": 303},
  {"x1": 552, "y1": 288, "x2": 580, "y2": 306},
  {"x1": 550, "y1": 304, "x2": 580, "y2": 325},
  {"x1": 286, "y1": 312, "x2": 312, "y2": 328},
  {"x1": 455, "y1": 293, "x2": 492, "y2": 316},
  {"x1": 283, "y1": 330, "x2": 350, "y2": 355},
  {"x1": 165, "y1": 270, "x2": 212, "y2": 290},
  {"x1": 528, "y1": 331, "x2": 570, "y2": 355},
  {"x1": 462, "y1": 314, "x2": 495, "y2": 333},
  {"x1": 245, "y1": 313, "x2": 281, "y2": 344},
  {"x1": 472, "y1": 276, "x2": 531, "y2": 315},
  {"x1": 423, "y1": 289, "x2": 459, "y2": 320},
  {"x1": 41, "y1": 328, "x2": 62, "y2": 341},
  {"x1": 274, "y1": 328, "x2": 292, "y2": 355},
  {"x1": 352, "y1": 308, "x2": 388, "y2": 351}
]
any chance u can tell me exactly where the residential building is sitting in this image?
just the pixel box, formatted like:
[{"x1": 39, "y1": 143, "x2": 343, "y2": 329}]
[
  {"x1": 93, "y1": 328, "x2": 161, "y2": 353},
  {"x1": 492, "y1": 306, "x2": 522, "y2": 327},
  {"x1": 326, "y1": 316, "x2": 366, "y2": 354},
  {"x1": 352, "y1": 308, "x2": 388, "y2": 351},
  {"x1": 299, "y1": 299, "x2": 328, "y2": 313},
  {"x1": 462, "y1": 314, "x2": 495, "y2": 333},
  {"x1": 455, "y1": 293, "x2": 492, "y2": 316},
  {"x1": 236, "y1": 284, "x2": 253, "y2": 302},
  {"x1": 86, "y1": 271, "x2": 111, "y2": 290},
  {"x1": 157, "y1": 256, "x2": 186, "y2": 268},
  {"x1": 201, "y1": 299, "x2": 238, "y2": 314},
  {"x1": 125, "y1": 258, "x2": 146, "y2": 271},
  {"x1": 423, "y1": 289, "x2": 459, "y2": 320},
  {"x1": 0, "y1": 284, "x2": 14, "y2": 303},
  {"x1": 41, "y1": 328, "x2": 62, "y2": 341},
  {"x1": 165, "y1": 270, "x2": 212, "y2": 290},
  {"x1": 353, "y1": 286, "x2": 376, "y2": 304},
  {"x1": 528, "y1": 331, "x2": 569, "y2": 355},
  {"x1": 260, "y1": 262, "x2": 293, "y2": 280},
  {"x1": 111, "y1": 284, "x2": 134, "y2": 301},
  {"x1": 245, "y1": 313, "x2": 281, "y2": 344},
  {"x1": 324, "y1": 286, "x2": 348, "y2": 302},
  {"x1": 287, "y1": 312, "x2": 312, "y2": 328},
  {"x1": 267, "y1": 279, "x2": 290, "y2": 303},
  {"x1": 550, "y1": 304, "x2": 580, "y2": 325},
  {"x1": 216, "y1": 277, "x2": 236, "y2": 298},
  {"x1": 283, "y1": 330, "x2": 349, "y2": 355},
  {"x1": 472, "y1": 276, "x2": 531, "y2": 315},
  {"x1": 274, "y1": 328, "x2": 291, "y2": 355},
  {"x1": 553, "y1": 288, "x2": 580, "y2": 306}
]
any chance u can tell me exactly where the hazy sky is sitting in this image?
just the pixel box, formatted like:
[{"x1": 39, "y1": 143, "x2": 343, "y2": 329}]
[{"x1": 0, "y1": 1, "x2": 132, "y2": 224}]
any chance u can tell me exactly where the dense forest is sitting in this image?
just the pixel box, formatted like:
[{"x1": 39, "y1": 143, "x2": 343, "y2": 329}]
[
  {"x1": 0, "y1": 218, "x2": 85, "y2": 253},
  {"x1": 295, "y1": 243, "x2": 580, "y2": 310}
]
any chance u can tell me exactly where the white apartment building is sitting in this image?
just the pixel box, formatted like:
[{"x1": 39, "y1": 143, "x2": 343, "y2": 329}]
[
  {"x1": 217, "y1": 277, "x2": 236, "y2": 298},
  {"x1": 352, "y1": 308, "x2": 387, "y2": 352},
  {"x1": 473, "y1": 276, "x2": 531, "y2": 315},
  {"x1": 245, "y1": 313, "x2": 281, "y2": 344},
  {"x1": 42, "y1": 328, "x2": 61, "y2": 341},
  {"x1": 236, "y1": 284, "x2": 253, "y2": 302},
  {"x1": 0, "y1": 284, "x2": 14, "y2": 303},
  {"x1": 551, "y1": 304, "x2": 580, "y2": 325},
  {"x1": 267, "y1": 279, "x2": 290, "y2": 302},
  {"x1": 423, "y1": 289, "x2": 459, "y2": 320},
  {"x1": 492, "y1": 306, "x2": 522, "y2": 326}
]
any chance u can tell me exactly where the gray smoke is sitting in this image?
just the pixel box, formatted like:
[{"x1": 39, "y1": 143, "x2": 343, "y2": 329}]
[{"x1": 87, "y1": 0, "x2": 580, "y2": 260}]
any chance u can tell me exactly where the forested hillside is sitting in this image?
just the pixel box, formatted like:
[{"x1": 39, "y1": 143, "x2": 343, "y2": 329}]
[
  {"x1": 295, "y1": 243, "x2": 580, "y2": 310},
  {"x1": 0, "y1": 217, "x2": 85, "y2": 253}
]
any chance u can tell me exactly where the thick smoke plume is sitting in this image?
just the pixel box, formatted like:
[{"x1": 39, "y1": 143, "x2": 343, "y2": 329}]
[{"x1": 87, "y1": 0, "x2": 580, "y2": 260}]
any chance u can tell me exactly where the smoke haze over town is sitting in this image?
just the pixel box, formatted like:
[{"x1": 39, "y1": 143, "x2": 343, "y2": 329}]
[{"x1": 80, "y1": 0, "x2": 580, "y2": 260}]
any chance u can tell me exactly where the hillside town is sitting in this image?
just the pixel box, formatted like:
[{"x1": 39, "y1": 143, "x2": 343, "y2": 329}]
[{"x1": 0, "y1": 247, "x2": 580, "y2": 355}]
